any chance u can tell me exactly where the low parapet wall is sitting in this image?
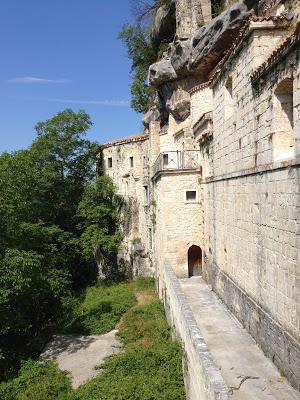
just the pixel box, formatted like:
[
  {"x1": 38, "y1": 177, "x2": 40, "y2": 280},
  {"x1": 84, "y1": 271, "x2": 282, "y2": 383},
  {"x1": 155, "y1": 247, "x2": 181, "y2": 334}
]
[{"x1": 163, "y1": 261, "x2": 229, "y2": 400}]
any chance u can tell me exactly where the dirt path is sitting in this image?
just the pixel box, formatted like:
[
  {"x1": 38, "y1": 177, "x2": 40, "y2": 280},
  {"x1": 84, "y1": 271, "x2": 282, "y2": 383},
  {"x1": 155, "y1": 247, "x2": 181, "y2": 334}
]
[{"x1": 41, "y1": 330, "x2": 121, "y2": 389}]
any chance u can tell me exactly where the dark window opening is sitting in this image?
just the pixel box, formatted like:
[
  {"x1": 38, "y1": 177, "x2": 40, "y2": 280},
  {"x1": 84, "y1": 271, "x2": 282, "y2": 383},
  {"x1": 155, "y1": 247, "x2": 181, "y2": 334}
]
[
  {"x1": 108, "y1": 157, "x2": 113, "y2": 168},
  {"x1": 130, "y1": 156, "x2": 134, "y2": 167},
  {"x1": 225, "y1": 76, "x2": 234, "y2": 121},
  {"x1": 144, "y1": 185, "x2": 149, "y2": 205},
  {"x1": 186, "y1": 190, "x2": 197, "y2": 202},
  {"x1": 149, "y1": 228, "x2": 153, "y2": 250},
  {"x1": 163, "y1": 154, "x2": 169, "y2": 167}
]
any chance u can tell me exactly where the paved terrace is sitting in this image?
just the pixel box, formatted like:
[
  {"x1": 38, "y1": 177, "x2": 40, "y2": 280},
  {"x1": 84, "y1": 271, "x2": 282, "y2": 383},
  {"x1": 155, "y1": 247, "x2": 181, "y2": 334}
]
[{"x1": 180, "y1": 277, "x2": 300, "y2": 400}]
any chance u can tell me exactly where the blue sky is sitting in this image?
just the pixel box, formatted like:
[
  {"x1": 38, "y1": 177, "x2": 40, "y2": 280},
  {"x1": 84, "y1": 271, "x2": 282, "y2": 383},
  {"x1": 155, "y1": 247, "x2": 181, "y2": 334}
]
[{"x1": 0, "y1": 0, "x2": 142, "y2": 152}]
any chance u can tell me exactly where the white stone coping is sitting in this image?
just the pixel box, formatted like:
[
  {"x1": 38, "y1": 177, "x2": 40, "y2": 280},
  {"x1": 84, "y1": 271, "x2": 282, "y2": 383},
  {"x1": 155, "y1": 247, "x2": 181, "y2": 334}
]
[
  {"x1": 164, "y1": 261, "x2": 230, "y2": 400},
  {"x1": 193, "y1": 111, "x2": 213, "y2": 135},
  {"x1": 173, "y1": 128, "x2": 185, "y2": 139},
  {"x1": 211, "y1": 18, "x2": 290, "y2": 87},
  {"x1": 204, "y1": 157, "x2": 300, "y2": 184}
]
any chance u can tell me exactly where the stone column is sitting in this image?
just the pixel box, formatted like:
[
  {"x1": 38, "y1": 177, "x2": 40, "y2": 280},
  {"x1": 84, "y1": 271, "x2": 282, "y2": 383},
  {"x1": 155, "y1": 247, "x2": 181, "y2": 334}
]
[
  {"x1": 149, "y1": 121, "x2": 161, "y2": 168},
  {"x1": 176, "y1": 0, "x2": 212, "y2": 39},
  {"x1": 195, "y1": 0, "x2": 211, "y2": 25},
  {"x1": 222, "y1": 0, "x2": 237, "y2": 8},
  {"x1": 176, "y1": 0, "x2": 193, "y2": 39}
]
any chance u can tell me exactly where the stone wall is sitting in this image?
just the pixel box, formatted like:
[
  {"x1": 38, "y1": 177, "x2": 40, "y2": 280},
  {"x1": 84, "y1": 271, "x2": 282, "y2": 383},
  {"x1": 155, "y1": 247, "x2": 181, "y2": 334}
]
[
  {"x1": 190, "y1": 85, "x2": 213, "y2": 127},
  {"x1": 102, "y1": 136, "x2": 154, "y2": 277},
  {"x1": 211, "y1": 23, "x2": 288, "y2": 177},
  {"x1": 102, "y1": 2, "x2": 300, "y2": 393},
  {"x1": 163, "y1": 261, "x2": 229, "y2": 400},
  {"x1": 154, "y1": 171, "x2": 203, "y2": 280},
  {"x1": 202, "y1": 21, "x2": 300, "y2": 388}
]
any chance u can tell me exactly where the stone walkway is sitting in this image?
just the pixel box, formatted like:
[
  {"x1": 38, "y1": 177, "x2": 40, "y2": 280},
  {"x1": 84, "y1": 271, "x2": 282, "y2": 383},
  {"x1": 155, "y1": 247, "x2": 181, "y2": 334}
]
[
  {"x1": 181, "y1": 277, "x2": 300, "y2": 400},
  {"x1": 41, "y1": 329, "x2": 121, "y2": 388}
]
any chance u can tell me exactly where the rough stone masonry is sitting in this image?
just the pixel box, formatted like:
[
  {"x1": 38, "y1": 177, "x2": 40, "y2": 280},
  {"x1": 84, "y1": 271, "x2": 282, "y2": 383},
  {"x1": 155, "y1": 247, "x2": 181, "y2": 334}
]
[{"x1": 101, "y1": 0, "x2": 300, "y2": 395}]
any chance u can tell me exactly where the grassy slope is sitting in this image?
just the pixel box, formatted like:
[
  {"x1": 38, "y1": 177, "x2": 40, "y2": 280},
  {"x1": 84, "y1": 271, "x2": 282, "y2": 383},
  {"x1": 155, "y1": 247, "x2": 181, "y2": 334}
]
[
  {"x1": 0, "y1": 278, "x2": 185, "y2": 400},
  {"x1": 58, "y1": 280, "x2": 137, "y2": 335}
]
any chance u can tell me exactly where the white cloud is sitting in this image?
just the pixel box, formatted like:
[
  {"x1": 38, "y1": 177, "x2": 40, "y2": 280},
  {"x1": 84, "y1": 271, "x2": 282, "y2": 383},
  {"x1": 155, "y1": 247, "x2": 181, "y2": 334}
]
[
  {"x1": 6, "y1": 77, "x2": 69, "y2": 84},
  {"x1": 44, "y1": 97, "x2": 130, "y2": 106},
  {"x1": 9, "y1": 95, "x2": 130, "y2": 107}
]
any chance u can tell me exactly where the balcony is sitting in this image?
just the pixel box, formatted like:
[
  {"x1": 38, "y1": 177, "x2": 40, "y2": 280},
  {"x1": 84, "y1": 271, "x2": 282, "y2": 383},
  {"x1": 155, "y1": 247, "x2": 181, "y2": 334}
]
[{"x1": 153, "y1": 150, "x2": 202, "y2": 176}]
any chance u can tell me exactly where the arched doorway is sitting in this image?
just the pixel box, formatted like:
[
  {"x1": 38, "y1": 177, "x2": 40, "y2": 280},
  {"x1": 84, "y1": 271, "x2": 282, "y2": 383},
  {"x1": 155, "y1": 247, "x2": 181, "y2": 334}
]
[{"x1": 188, "y1": 245, "x2": 202, "y2": 277}]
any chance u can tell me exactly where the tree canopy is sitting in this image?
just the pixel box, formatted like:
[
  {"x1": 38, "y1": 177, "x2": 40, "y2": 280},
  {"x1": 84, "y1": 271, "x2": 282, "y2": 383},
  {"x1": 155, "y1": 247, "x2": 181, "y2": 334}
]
[
  {"x1": 119, "y1": 0, "x2": 173, "y2": 114},
  {"x1": 0, "y1": 109, "x2": 124, "y2": 380}
]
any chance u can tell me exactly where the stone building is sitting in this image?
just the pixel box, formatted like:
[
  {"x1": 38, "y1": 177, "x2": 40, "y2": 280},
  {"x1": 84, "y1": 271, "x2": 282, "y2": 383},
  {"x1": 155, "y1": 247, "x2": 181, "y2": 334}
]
[{"x1": 101, "y1": 0, "x2": 300, "y2": 393}]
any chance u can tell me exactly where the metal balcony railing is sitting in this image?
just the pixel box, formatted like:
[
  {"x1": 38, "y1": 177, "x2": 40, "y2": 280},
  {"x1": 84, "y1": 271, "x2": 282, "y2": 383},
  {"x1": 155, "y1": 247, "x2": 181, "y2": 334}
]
[{"x1": 153, "y1": 150, "x2": 201, "y2": 176}]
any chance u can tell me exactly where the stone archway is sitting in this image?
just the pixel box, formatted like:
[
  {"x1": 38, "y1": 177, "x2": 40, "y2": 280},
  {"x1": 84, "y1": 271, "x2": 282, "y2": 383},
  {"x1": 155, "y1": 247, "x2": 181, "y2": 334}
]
[{"x1": 188, "y1": 245, "x2": 202, "y2": 277}]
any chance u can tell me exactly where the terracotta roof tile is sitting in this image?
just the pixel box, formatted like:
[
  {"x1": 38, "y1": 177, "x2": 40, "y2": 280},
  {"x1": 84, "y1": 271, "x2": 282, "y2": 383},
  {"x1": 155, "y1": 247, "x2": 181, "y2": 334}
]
[
  {"x1": 101, "y1": 132, "x2": 148, "y2": 148},
  {"x1": 209, "y1": 15, "x2": 290, "y2": 84},
  {"x1": 261, "y1": 0, "x2": 283, "y2": 15},
  {"x1": 189, "y1": 81, "x2": 211, "y2": 94},
  {"x1": 251, "y1": 22, "x2": 300, "y2": 82}
]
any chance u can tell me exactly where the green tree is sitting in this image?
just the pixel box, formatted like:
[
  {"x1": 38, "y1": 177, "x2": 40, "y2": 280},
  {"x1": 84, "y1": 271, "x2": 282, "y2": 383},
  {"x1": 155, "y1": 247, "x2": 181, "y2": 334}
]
[
  {"x1": 119, "y1": 24, "x2": 157, "y2": 113},
  {"x1": 119, "y1": 0, "x2": 174, "y2": 113},
  {"x1": 31, "y1": 108, "x2": 95, "y2": 232},
  {"x1": 78, "y1": 176, "x2": 124, "y2": 276},
  {"x1": 0, "y1": 109, "x2": 123, "y2": 380}
]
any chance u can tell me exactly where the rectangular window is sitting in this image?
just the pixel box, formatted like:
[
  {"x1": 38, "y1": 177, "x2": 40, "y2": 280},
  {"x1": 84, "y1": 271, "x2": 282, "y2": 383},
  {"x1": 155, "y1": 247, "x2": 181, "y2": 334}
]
[
  {"x1": 129, "y1": 156, "x2": 134, "y2": 168},
  {"x1": 272, "y1": 78, "x2": 294, "y2": 162},
  {"x1": 185, "y1": 190, "x2": 197, "y2": 202},
  {"x1": 149, "y1": 228, "x2": 153, "y2": 250},
  {"x1": 224, "y1": 77, "x2": 234, "y2": 121},
  {"x1": 108, "y1": 157, "x2": 113, "y2": 168},
  {"x1": 144, "y1": 185, "x2": 149, "y2": 205},
  {"x1": 163, "y1": 154, "x2": 169, "y2": 167}
]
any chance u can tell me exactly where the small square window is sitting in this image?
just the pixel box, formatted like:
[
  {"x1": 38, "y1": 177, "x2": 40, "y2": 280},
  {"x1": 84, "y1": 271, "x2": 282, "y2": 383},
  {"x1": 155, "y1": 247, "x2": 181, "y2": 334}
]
[
  {"x1": 185, "y1": 190, "x2": 197, "y2": 202},
  {"x1": 129, "y1": 156, "x2": 134, "y2": 167},
  {"x1": 108, "y1": 157, "x2": 113, "y2": 168}
]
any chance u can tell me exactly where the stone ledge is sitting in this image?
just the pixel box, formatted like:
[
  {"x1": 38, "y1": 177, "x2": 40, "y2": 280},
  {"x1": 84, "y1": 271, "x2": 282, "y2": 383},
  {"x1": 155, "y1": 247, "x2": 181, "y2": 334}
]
[
  {"x1": 152, "y1": 168, "x2": 202, "y2": 182},
  {"x1": 164, "y1": 261, "x2": 230, "y2": 400},
  {"x1": 203, "y1": 157, "x2": 300, "y2": 184}
]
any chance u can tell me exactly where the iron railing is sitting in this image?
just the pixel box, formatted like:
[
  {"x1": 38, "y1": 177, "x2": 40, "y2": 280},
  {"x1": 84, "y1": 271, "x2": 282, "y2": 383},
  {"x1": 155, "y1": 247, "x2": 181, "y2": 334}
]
[{"x1": 153, "y1": 150, "x2": 201, "y2": 176}]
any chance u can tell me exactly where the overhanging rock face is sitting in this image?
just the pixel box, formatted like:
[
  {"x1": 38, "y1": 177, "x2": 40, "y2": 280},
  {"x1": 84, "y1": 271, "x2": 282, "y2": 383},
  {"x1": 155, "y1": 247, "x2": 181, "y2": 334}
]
[
  {"x1": 189, "y1": 0, "x2": 267, "y2": 73},
  {"x1": 142, "y1": 109, "x2": 162, "y2": 129},
  {"x1": 149, "y1": 0, "x2": 269, "y2": 87},
  {"x1": 148, "y1": 57, "x2": 178, "y2": 87},
  {"x1": 151, "y1": 0, "x2": 176, "y2": 47}
]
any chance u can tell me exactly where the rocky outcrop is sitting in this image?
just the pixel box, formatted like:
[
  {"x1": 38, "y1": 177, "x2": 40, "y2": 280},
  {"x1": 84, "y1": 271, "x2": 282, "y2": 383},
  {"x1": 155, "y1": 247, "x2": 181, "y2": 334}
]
[
  {"x1": 167, "y1": 97, "x2": 191, "y2": 121},
  {"x1": 142, "y1": 109, "x2": 162, "y2": 129},
  {"x1": 151, "y1": 0, "x2": 176, "y2": 47},
  {"x1": 170, "y1": 40, "x2": 191, "y2": 75},
  {"x1": 149, "y1": 0, "x2": 269, "y2": 88},
  {"x1": 189, "y1": 0, "x2": 261, "y2": 72},
  {"x1": 165, "y1": 87, "x2": 191, "y2": 122},
  {"x1": 148, "y1": 57, "x2": 178, "y2": 87}
]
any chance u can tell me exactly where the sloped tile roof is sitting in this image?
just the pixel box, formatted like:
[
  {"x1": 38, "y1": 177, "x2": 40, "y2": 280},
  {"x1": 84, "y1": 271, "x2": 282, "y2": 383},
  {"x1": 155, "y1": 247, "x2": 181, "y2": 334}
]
[
  {"x1": 209, "y1": 15, "x2": 290, "y2": 84},
  {"x1": 251, "y1": 21, "x2": 300, "y2": 82},
  {"x1": 101, "y1": 132, "x2": 148, "y2": 148}
]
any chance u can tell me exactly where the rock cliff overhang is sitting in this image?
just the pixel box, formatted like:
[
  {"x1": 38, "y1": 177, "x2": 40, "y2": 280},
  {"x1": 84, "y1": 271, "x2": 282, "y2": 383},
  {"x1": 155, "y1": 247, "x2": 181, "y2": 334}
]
[{"x1": 148, "y1": 0, "x2": 284, "y2": 88}]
